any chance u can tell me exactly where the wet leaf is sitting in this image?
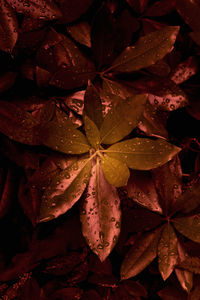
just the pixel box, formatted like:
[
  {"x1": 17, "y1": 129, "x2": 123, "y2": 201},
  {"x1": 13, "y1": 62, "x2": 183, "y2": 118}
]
[
  {"x1": 126, "y1": 170, "x2": 163, "y2": 213},
  {"x1": 120, "y1": 228, "x2": 161, "y2": 279},
  {"x1": 67, "y1": 21, "x2": 91, "y2": 47},
  {"x1": 100, "y1": 94, "x2": 147, "y2": 144},
  {"x1": 80, "y1": 157, "x2": 121, "y2": 261},
  {"x1": 175, "y1": 242, "x2": 193, "y2": 293},
  {"x1": 176, "y1": 0, "x2": 200, "y2": 31},
  {"x1": 108, "y1": 26, "x2": 179, "y2": 73},
  {"x1": 39, "y1": 157, "x2": 92, "y2": 222},
  {"x1": 106, "y1": 138, "x2": 181, "y2": 170},
  {"x1": 174, "y1": 181, "x2": 200, "y2": 214},
  {"x1": 40, "y1": 119, "x2": 90, "y2": 154},
  {"x1": 7, "y1": 0, "x2": 62, "y2": 20},
  {"x1": 152, "y1": 155, "x2": 182, "y2": 215},
  {"x1": 158, "y1": 224, "x2": 178, "y2": 280},
  {"x1": 100, "y1": 155, "x2": 130, "y2": 187},
  {"x1": 64, "y1": 90, "x2": 85, "y2": 115},
  {"x1": 102, "y1": 78, "x2": 137, "y2": 100},
  {"x1": 0, "y1": 0, "x2": 18, "y2": 53},
  {"x1": 84, "y1": 82, "x2": 103, "y2": 129},
  {"x1": 0, "y1": 100, "x2": 40, "y2": 145},
  {"x1": 170, "y1": 57, "x2": 199, "y2": 85},
  {"x1": 173, "y1": 215, "x2": 200, "y2": 243},
  {"x1": 178, "y1": 256, "x2": 200, "y2": 275},
  {"x1": 83, "y1": 115, "x2": 101, "y2": 149}
]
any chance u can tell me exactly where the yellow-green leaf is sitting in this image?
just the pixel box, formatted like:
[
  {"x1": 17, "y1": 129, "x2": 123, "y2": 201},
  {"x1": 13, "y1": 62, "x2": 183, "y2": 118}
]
[
  {"x1": 106, "y1": 138, "x2": 181, "y2": 170},
  {"x1": 39, "y1": 157, "x2": 92, "y2": 222},
  {"x1": 173, "y1": 215, "x2": 200, "y2": 243},
  {"x1": 80, "y1": 157, "x2": 121, "y2": 262},
  {"x1": 121, "y1": 228, "x2": 161, "y2": 280},
  {"x1": 83, "y1": 115, "x2": 101, "y2": 149},
  {"x1": 100, "y1": 155, "x2": 130, "y2": 187},
  {"x1": 100, "y1": 94, "x2": 147, "y2": 144},
  {"x1": 109, "y1": 26, "x2": 179, "y2": 73},
  {"x1": 158, "y1": 224, "x2": 178, "y2": 281},
  {"x1": 40, "y1": 119, "x2": 90, "y2": 154}
]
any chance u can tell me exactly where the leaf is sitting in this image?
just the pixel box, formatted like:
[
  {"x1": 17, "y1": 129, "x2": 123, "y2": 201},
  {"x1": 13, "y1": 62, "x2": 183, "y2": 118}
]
[
  {"x1": 175, "y1": 242, "x2": 193, "y2": 293},
  {"x1": 83, "y1": 115, "x2": 101, "y2": 149},
  {"x1": 120, "y1": 228, "x2": 161, "y2": 279},
  {"x1": 145, "y1": 0, "x2": 176, "y2": 17},
  {"x1": 102, "y1": 78, "x2": 137, "y2": 100},
  {"x1": 170, "y1": 57, "x2": 199, "y2": 85},
  {"x1": 7, "y1": 0, "x2": 62, "y2": 20},
  {"x1": 39, "y1": 157, "x2": 92, "y2": 222},
  {"x1": 56, "y1": 0, "x2": 93, "y2": 23},
  {"x1": 178, "y1": 256, "x2": 200, "y2": 275},
  {"x1": 67, "y1": 21, "x2": 91, "y2": 47},
  {"x1": 106, "y1": 138, "x2": 181, "y2": 170},
  {"x1": 100, "y1": 94, "x2": 147, "y2": 144},
  {"x1": 0, "y1": 0, "x2": 18, "y2": 53},
  {"x1": 49, "y1": 35, "x2": 96, "y2": 89},
  {"x1": 84, "y1": 82, "x2": 103, "y2": 129},
  {"x1": 173, "y1": 215, "x2": 200, "y2": 243},
  {"x1": 190, "y1": 31, "x2": 200, "y2": 46},
  {"x1": 152, "y1": 155, "x2": 182, "y2": 215},
  {"x1": 158, "y1": 224, "x2": 178, "y2": 280},
  {"x1": 40, "y1": 119, "x2": 90, "y2": 154},
  {"x1": 108, "y1": 26, "x2": 179, "y2": 73},
  {"x1": 126, "y1": 170, "x2": 163, "y2": 214},
  {"x1": 80, "y1": 157, "x2": 121, "y2": 261},
  {"x1": 100, "y1": 155, "x2": 130, "y2": 187},
  {"x1": 0, "y1": 100, "x2": 40, "y2": 145},
  {"x1": 176, "y1": 0, "x2": 200, "y2": 31},
  {"x1": 126, "y1": 0, "x2": 149, "y2": 13},
  {"x1": 64, "y1": 90, "x2": 85, "y2": 115},
  {"x1": 173, "y1": 181, "x2": 200, "y2": 214}
]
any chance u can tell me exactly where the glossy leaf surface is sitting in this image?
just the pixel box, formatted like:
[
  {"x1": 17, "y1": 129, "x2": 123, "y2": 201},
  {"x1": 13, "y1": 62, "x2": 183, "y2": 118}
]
[
  {"x1": 158, "y1": 224, "x2": 178, "y2": 280},
  {"x1": 106, "y1": 138, "x2": 181, "y2": 170},
  {"x1": 83, "y1": 115, "x2": 101, "y2": 149},
  {"x1": 121, "y1": 228, "x2": 161, "y2": 279},
  {"x1": 100, "y1": 94, "x2": 147, "y2": 144},
  {"x1": 100, "y1": 155, "x2": 130, "y2": 187},
  {"x1": 39, "y1": 157, "x2": 92, "y2": 222},
  {"x1": 173, "y1": 215, "x2": 200, "y2": 243},
  {"x1": 40, "y1": 119, "x2": 90, "y2": 154},
  {"x1": 80, "y1": 158, "x2": 121, "y2": 261},
  {"x1": 109, "y1": 26, "x2": 179, "y2": 73}
]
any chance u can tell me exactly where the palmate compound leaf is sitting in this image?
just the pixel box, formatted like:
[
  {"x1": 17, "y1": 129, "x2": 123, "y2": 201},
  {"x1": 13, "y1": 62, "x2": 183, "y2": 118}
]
[
  {"x1": 100, "y1": 155, "x2": 130, "y2": 187},
  {"x1": 0, "y1": 0, "x2": 18, "y2": 53},
  {"x1": 105, "y1": 138, "x2": 181, "y2": 170},
  {"x1": 173, "y1": 215, "x2": 200, "y2": 243},
  {"x1": 100, "y1": 94, "x2": 148, "y2": 144},
  {"x1": 39, "y1": 157, "x2": 92, "y2": 222},
  {"x1": 120, "y1": 227, "x2": 161, "y2": 280},
  {"x1": 80, "y1": 157, "x2": 121, "y2": 262},
  {"x1": 83, "y1": 115, "x2": 101, "y2": 149},
  {"x1": 158, "y1": 224, "x2": 178, "y2": 281},
  {"x1": 40, "y1": 119, "x2": 90, "y2": 155},
  {"x1": 108, "y1": 26, "x2": 179, "y2": 73}
]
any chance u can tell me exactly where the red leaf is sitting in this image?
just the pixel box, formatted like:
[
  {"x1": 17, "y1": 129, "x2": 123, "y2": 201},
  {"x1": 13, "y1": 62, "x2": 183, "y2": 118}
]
[
  {"x1": 7, "y1": 0, "x2": 62, "y2": 20},
  {"x1": 0, "y1": 0, "x2": 18, "y2": 53}
]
